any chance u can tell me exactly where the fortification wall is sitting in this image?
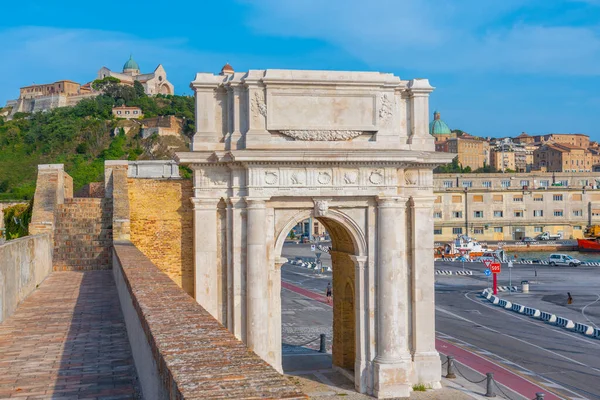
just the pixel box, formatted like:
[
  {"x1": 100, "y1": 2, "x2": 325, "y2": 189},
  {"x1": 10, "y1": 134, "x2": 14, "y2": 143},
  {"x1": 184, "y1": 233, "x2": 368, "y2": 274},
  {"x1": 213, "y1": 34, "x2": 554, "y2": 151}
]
[
  {"x1": 112, "y1": 242, "x2": 306, "y2": 399},
  {"x1": 127, "y1": 178, "x2": 194, "y2": 296},
  {"x1": 0, "y1": 234, "x2": 52, "y2": 323}
]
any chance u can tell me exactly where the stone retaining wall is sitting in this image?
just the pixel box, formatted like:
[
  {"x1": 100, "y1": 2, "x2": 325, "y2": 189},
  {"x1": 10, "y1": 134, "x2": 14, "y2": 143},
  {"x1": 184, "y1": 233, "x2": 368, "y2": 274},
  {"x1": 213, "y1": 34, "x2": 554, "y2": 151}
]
[
  {"x1": 0, "y1": 234, "x2": 52, "y2": 323},
  {"x1": 112, "y1": 241, "x2": 306, "y2": 400}
]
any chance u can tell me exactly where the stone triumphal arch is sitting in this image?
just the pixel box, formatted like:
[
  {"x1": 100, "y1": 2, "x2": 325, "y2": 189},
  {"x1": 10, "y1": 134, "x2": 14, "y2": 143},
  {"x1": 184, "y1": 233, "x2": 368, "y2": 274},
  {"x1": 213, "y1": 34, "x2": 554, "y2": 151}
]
[{"x1": 177, "y1": 68, "x2": 453, "y2": 398}]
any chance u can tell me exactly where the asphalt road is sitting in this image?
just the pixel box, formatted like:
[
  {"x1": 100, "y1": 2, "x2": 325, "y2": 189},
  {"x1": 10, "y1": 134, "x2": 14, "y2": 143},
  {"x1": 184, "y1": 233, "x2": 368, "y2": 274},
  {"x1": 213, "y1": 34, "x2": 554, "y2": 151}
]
[{"x1": 281, "y1": 243, "x2": 600, "y2": 399}]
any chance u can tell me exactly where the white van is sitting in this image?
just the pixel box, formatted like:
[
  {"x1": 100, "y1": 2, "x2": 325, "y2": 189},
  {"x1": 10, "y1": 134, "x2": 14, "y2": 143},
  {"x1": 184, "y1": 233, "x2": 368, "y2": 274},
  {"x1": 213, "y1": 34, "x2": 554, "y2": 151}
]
[{"x1": 548, "y1": 254, "x2": 581, "y2": 267}]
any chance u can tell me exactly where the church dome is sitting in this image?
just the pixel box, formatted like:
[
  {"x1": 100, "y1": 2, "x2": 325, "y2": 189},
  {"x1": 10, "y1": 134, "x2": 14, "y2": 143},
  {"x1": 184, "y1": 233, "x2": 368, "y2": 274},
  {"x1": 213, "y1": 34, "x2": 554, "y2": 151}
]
[
  {"x1": 429, "y1": 111, "x2": 452, "y2": 135},
  {"x1": 123, "y1": 55, "x2": 140, "y2": 73}
]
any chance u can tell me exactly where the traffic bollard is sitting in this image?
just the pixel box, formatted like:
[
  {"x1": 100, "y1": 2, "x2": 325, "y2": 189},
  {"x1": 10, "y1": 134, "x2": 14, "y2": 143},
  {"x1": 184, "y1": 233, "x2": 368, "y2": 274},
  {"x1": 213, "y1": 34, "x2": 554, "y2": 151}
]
[
  {"x1": 319, "y1": 334, "x2": 326, "y2": 353},
  {"x1": 485, "y1": 373, "x2": 496, "y2": 397},
  {"x1": 535, "y1": 393, "x2": 545, "y2": 400},
  {"x1": 445, "y1": 356, "x2": 456, "y2": 379}
]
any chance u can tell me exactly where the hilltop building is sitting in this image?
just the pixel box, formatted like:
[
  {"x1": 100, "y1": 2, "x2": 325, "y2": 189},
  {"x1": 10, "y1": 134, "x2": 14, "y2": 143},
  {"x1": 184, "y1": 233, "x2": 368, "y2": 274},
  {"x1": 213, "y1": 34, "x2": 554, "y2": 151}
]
[
  {"x1": 98, "y1": 55, "x2": 174, "y2": 96},
  {"x1": 112, "y1": 106, "x2": 143, "y2": 120},
  {"x1": 3, "y1": 56, "x2": 174, "y2": 118},
  {"x1": 5, "y1": 80, "x2": 95, "y2": 117}
]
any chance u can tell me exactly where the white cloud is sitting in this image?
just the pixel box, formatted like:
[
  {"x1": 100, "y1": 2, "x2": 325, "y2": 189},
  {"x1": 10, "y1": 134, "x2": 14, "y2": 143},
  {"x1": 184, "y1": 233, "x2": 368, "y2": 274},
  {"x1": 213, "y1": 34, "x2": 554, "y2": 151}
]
[{"x1": 241, "y1": 0, "x2": 600, "y2": 76}]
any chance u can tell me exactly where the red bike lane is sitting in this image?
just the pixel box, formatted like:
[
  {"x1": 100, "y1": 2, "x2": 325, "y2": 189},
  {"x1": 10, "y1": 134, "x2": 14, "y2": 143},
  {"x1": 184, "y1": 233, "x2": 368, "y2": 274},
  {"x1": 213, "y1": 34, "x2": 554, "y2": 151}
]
[{"x1": 282, "y1": 280, "x2": 562, "y2": 400}]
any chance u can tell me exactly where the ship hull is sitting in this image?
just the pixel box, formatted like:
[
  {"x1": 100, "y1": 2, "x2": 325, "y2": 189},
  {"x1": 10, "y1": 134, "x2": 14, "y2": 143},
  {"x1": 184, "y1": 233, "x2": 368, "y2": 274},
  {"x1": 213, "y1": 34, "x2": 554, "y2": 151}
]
[{"x1": 577, "y1": 239, "x2": 600, "y2": 252}]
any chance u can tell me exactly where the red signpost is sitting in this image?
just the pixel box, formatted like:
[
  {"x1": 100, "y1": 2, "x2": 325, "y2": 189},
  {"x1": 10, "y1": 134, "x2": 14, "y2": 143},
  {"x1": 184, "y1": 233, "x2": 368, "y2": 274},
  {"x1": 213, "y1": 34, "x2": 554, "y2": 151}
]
[{"x1": 490, "y1": 262, "x2": 501, "y2": 294}]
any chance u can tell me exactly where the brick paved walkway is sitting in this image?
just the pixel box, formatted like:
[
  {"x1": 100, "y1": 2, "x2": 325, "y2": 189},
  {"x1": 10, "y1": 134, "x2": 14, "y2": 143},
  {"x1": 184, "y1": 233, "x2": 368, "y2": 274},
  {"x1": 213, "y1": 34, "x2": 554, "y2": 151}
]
[{"x1": 0, "y1": 271, "x2": 139, "y2": 399}]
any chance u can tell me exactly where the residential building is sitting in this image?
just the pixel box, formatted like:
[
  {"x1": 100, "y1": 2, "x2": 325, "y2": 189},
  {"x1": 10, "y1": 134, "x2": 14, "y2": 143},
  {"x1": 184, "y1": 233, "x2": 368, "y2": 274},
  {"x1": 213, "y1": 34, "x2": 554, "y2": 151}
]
[
  {"x1": 444, "y1": 135, "x2": 489, "y2": 170},
  {"x1": 514, "y1": 132, "x2": 590, "y2": 148},
  {"x1": 490, "y1": 148, "x2": 516, "y2": 171},
  {"x1": 433, "y1": 172, "x2": 600, "y2": 241},
  {"x1": 533, "y1": 142, "x2": 595, "y2": 172},
  {"x1": 513, "y1": 132, "x2": 535, "y2": 145},
  {"x1": 112, "y1": 106, "x2": 143, "y2": 119},
  {"x1": 489, "y1": 138, "x2": 534, "y2": 172},
  {"x1": 141, "y1": 115, "x2": 182, "y2": 138}
]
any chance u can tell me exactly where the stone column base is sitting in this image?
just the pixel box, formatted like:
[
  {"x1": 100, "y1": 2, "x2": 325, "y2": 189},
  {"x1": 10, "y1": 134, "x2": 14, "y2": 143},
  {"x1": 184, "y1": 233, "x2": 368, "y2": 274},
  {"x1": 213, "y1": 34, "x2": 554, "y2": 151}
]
[
  {"x1": 373, "y1": 358, "x2": 412, "y2": 398},
  {"x1": 412, "y1": 351, "x2": 442, "y2": 389},
  {"x1": 353, "y1": 359, "x2": 370, "y2": 394}
]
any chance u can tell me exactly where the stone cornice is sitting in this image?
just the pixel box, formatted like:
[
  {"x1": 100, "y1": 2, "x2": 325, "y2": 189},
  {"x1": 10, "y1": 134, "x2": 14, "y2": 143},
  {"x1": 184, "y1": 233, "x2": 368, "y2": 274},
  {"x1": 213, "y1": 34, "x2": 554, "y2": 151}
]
[{"x1": 176, "y1": 150, "x2": 454, "y2": 166}]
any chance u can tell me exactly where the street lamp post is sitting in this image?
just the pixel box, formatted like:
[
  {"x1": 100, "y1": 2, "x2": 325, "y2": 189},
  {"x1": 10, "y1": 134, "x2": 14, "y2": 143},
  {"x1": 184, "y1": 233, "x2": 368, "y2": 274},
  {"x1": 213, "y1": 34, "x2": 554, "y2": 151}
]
[{"x1": 464, "y1": 187, "x2": 469, "y2": 236}]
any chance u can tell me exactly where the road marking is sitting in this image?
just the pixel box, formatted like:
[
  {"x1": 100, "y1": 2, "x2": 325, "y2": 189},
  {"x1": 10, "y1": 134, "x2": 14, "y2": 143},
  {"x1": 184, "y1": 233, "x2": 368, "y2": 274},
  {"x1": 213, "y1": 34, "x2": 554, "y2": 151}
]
[
  {"x1": 437, "y1": 308, "x2": 591, "y2": 399},
  {"x1": 463, "y1": 290, "x2": 600, "y2": 349},
  {"x1": 581, "y1": 294, "x2": 600, "y2": 329}
]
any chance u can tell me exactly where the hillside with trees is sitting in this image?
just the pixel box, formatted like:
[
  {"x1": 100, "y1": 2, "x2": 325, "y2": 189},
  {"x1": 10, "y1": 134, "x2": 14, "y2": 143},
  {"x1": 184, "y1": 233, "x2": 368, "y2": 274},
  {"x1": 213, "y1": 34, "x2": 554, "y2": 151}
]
[{"x1": 0, "y1": 79, "x2": 194, "y2": 200}]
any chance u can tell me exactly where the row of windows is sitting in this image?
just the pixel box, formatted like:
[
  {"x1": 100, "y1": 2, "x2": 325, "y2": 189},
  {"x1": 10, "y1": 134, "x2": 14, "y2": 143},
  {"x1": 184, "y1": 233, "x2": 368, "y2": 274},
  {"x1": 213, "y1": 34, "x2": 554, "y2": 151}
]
[
  {"x1": 443, "y1": 179, "x2": 581, "y2": 188},
  {"x1": 434, "y1": 209, "x2": 584, "y2": 219},
  {"x1": 115, "y1": 110, "x2": 140, "y2": 115},
  {"x1": 442, "y1": 193, "x2": 579, "y2": 203},
  {"x1": 435, "y1": 226, "x2": 582, "y2": 235}
]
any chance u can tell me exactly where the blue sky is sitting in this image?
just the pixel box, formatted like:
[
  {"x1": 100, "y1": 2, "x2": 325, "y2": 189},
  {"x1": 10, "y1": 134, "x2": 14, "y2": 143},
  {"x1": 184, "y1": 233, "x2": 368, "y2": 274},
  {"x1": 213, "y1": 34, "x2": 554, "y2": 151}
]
[{"x1": 1, "y1": 0, "x2": 600, "y2": 139}]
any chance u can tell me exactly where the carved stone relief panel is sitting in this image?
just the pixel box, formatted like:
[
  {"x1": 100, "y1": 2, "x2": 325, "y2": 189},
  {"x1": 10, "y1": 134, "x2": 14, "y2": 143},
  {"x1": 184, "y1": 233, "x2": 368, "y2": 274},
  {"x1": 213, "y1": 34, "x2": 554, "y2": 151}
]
[
  {"x1": 342, "y1": 169, "x2": 359, "y2": 185},
  {"x1": 368, "y1": 169, "x2": 384, "y2": 185},
  {"x1": 196, "y1": 166, "x2": 230, "y2": 188},
  {"x1": 250, "y1": 89, "x2": 267, "y2": 128},
  {"x1": 279, "y1": 130, "x2": 363, "y2": 141},
  {"x1": 316, "y1": 170, "x2": 333, "y2": 185},
  {"x1": 404, "y1": 169, "x2": 418, "y2": 186},
  {"x1": 264, "y1": 170, "x2": 279, "y2": 185},
  {"x1": 289, "y1": 170, "x2": 306, "y2": 185},
  {"x1": 378, "y1": 93, "x2": 394, "y2": 126}
]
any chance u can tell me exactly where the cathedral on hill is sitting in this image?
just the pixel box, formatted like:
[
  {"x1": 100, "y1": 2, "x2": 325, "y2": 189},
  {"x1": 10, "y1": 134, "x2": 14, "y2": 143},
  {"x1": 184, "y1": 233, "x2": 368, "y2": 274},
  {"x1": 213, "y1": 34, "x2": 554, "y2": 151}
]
[{"x1": 97, "y1": 55, "x2": 174, "y2": 96}]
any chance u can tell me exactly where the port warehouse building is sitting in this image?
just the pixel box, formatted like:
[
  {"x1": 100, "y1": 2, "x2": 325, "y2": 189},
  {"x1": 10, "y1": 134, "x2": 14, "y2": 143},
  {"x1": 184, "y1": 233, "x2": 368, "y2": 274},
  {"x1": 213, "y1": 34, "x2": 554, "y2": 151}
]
[{"x1": 434, "y1": 172, "x2": 600, "y2": 241}]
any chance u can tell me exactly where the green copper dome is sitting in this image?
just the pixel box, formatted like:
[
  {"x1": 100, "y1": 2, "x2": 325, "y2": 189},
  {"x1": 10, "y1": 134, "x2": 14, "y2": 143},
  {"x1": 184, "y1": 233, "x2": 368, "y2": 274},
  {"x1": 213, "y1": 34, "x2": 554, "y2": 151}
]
[
  {"x1": 123, "y1": 55, "x2": 140, "y2": 72},
  {"x1": 429, "y1": 111, "x2": 452, "y2": 135}
]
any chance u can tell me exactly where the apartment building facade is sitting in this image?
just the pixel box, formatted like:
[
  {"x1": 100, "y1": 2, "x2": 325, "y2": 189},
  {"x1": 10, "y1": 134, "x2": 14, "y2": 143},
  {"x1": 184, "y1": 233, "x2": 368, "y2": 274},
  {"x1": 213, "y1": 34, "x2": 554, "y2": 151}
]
[
  {"x1": 533, "y1": 143, "x2": 598, "y2": 172},
  {"x1": 434, "y1": 172, "x2": 600, "y2": 241}
]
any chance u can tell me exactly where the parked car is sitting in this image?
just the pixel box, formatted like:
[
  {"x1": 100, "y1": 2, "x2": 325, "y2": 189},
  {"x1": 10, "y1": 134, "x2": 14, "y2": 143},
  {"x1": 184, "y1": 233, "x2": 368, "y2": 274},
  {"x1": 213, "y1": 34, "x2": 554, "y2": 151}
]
[
  {"x1": 536, "y1": 232, "x2": 562, "y2": 241},
  {"x1": 548, "y1": 254, "x2": 581, "y2": 267},
  {"x1": 523, "y1": 237, "x2": 536, "y2": 243}
]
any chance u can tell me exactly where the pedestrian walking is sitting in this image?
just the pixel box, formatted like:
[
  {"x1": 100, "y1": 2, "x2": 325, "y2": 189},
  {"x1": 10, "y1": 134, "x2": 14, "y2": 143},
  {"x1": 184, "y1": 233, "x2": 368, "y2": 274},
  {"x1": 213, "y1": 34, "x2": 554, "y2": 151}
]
[
  {"x1": 568, "y1": 292, "x2": 573, "y2": 305},
  {"x1": 326, "y1": 282, "x2": 332, "y2": 304}
]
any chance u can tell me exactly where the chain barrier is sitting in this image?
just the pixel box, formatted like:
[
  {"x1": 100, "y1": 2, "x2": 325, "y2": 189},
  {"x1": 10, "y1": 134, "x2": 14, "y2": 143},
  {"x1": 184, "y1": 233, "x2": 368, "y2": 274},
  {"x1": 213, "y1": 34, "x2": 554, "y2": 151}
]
[
  {"x1": 452, "y1": 363, "x2": 488, "y2": 384},
  {"x1": 493, "y1": 379, "x2": 518, "y2": 400}
]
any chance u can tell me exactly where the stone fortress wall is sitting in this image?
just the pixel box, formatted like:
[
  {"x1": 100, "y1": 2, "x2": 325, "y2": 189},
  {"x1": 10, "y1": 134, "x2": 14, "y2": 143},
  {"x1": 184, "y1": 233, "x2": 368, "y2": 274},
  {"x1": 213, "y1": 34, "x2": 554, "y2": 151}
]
[
  {"x1": 1, "y1": 162, "x2": 303, "y2": 398},
  {"x1": 128, "y1": 177, "x2": 194, "y2": 296}
]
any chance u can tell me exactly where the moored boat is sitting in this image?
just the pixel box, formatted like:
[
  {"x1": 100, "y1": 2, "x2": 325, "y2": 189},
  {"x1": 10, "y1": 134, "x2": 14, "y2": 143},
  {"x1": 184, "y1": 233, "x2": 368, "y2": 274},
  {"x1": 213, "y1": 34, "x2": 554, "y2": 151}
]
[{"x1": 577, "y1": 238, "x2": 600, "y2": 252}]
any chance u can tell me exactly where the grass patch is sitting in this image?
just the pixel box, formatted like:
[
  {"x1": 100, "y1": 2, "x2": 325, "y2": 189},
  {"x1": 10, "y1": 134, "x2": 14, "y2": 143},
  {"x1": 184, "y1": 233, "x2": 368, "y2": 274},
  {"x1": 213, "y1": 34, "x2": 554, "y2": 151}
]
[{"x1": 412, "y1": 383, "x2": 428, "y2": 391}]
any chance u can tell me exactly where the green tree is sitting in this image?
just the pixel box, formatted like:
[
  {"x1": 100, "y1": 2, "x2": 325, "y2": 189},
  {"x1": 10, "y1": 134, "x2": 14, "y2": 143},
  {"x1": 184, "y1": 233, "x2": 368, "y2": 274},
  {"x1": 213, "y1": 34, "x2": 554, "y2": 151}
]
[
  {"x1": 134, "y1": 80, "x2": 146, "y2": 98},
  {"x1": 3, "y1": 201, "x2": 33, "y2": 239}
]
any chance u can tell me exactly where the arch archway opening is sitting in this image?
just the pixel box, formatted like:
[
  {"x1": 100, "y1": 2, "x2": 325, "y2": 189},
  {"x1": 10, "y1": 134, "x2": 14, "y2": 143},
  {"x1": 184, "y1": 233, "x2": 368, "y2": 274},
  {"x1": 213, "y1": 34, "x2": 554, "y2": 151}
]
[{"x1": 278, "y1": 213, "x2": 359, "y2": 376}]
